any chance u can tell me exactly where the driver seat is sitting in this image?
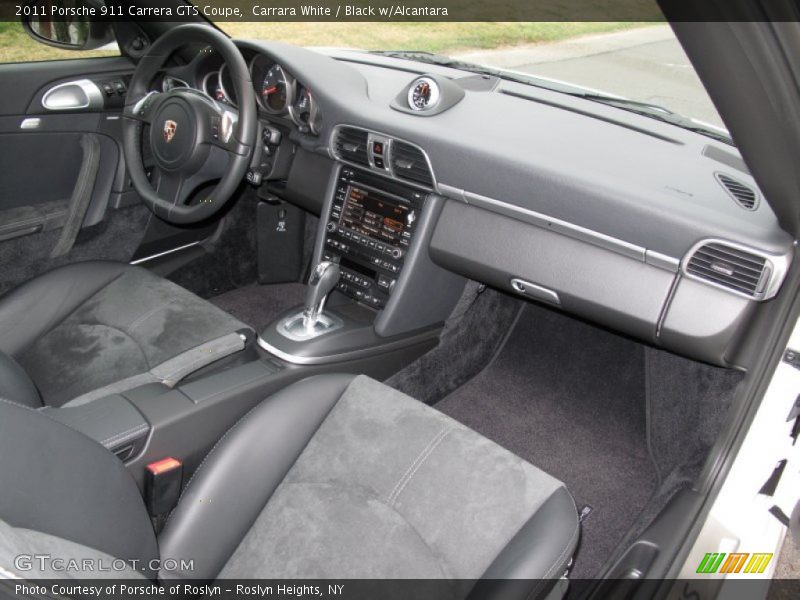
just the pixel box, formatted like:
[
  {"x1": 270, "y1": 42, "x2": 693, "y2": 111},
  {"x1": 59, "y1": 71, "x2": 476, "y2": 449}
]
[{"x1": 0, "y1": 261, "x2": 250, "y2": 408}]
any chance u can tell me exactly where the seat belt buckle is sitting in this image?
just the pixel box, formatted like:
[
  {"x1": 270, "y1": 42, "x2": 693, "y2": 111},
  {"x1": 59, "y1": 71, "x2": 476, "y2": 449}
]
[{"x1": 145, "y1": 457, "x2": 183, "y2": 517}]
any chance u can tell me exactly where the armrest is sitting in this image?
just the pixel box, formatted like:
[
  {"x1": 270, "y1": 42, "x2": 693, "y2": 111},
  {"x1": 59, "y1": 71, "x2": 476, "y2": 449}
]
[
  {"x1": 41, "y1": 394, "x2": 150, "y2": 462},
  {"x1": 0, "y1": 202, "x2": 68, "y2": 242}
]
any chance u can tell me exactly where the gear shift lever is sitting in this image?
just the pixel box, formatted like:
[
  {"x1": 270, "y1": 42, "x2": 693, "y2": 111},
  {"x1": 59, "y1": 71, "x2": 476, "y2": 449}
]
[{"x1": 303, "y1": 261, "x2": 340, "y2": 329}]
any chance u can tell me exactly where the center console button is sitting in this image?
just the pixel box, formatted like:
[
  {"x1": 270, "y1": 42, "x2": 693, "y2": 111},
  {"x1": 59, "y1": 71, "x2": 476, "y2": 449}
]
[
  {"x1": 377, "y1": 274, "x2": 396, "y2": 291},
  {"x1": 326, "y1": 222, "x2": 338, "y2": 233},
  {"x1": 391, "y1": 247, "x2": 404, "y2": 260}
]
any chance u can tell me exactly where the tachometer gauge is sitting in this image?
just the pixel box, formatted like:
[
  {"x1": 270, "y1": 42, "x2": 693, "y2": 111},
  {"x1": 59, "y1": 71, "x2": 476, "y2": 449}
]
[
  {"x1": 289, "y1": 85, "x2": 321, "y2": 135},
  {"x1": 202, "y1": 71, "x2": 229, "y2": 104},
  {"x1": 250, "y1": 55, "x2": 294, "y2": 114},
  {"x1": 260, "y1": 64, "x2": 292, "y2": 112},
  {"x1": 217, "y1": 64, "x2": 237, "y2": 107}
]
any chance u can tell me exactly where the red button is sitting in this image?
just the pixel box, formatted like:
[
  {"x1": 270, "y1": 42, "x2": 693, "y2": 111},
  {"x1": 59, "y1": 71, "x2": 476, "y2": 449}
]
[
  {"x1": 373, "y1": 142, "x2": 383, "y2": 155},
  {"x1": 146, "y1": 457, "x2": 182, "y2": 476}
]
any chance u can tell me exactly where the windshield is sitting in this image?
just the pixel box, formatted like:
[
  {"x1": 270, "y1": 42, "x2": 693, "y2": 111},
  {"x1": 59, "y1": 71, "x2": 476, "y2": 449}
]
[{"x1": 213, "y1": 21, "x2": 725, "y2": 134}]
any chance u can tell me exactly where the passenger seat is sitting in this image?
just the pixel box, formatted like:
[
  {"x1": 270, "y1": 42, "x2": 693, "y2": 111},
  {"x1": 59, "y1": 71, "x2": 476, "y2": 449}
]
[{"x1": 0, "y1": 375, "x2": 579, "y2": 599}]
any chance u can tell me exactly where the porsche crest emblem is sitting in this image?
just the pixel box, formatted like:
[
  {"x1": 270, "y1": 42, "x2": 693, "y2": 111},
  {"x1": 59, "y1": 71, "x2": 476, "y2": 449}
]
[{"x1": 163, "y1": 120, "x2": 177, "y2": 143}]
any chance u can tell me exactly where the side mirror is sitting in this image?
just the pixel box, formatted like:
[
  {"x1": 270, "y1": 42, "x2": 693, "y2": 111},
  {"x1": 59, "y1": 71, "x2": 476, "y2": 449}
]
[{"x1": 21, "y1": 0, "x2": 115, "y2": 51}]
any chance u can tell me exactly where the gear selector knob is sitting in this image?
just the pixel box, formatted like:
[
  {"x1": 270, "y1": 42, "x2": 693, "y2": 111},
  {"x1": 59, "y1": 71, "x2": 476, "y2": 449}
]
[{"x1": 303, "y1": 261, "x2": 340, "y2": 329}]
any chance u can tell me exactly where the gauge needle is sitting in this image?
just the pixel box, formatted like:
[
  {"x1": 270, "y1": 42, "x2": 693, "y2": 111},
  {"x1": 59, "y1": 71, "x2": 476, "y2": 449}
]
[{"x1": 263, "y1": 86, "x2": 278, "y2": 96}]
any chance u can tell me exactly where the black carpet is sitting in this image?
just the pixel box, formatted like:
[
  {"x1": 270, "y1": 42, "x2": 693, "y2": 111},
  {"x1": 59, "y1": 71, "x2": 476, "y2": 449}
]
[
  {"x1": 210, "y1": 282, "x2": 307, "y2": 332},
  {"x1": 386, "y1": 284, "x2": 522, "y2": 405},
  {"x1": 435, "y1": 302, "x2": 658, "y2": 580}
]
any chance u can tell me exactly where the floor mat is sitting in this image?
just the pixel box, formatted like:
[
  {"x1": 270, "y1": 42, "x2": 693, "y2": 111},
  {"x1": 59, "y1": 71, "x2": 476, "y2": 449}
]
[
  {"x1": 435, "y1": 302, "x2": 658, "y2": 580},
  {"x1": 209, "y1": 282, "x2": 307, "y2": 332}
]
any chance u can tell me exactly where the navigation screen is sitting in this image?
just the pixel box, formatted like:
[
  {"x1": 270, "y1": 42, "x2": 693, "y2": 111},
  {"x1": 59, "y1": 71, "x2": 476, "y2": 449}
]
[{"x1": 340, "y1": 185, "x2": 411, "y2": 246}]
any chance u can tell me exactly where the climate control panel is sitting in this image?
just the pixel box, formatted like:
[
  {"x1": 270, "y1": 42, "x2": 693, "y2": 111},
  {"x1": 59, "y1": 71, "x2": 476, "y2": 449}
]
[{"x1": 322, "y1": 167, "x2": 426, "y2": 309}]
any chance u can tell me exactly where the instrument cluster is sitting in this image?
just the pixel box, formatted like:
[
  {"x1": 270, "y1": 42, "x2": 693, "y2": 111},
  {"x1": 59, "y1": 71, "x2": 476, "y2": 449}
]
[{"x1": 199, "y1": 53, "x2": 321, "y2": 135}]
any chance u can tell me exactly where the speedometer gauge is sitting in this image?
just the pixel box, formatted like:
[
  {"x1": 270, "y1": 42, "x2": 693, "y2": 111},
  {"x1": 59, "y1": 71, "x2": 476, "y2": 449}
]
[{"x1": 250, "y1": 55, "x2": 295, "y2": 114}]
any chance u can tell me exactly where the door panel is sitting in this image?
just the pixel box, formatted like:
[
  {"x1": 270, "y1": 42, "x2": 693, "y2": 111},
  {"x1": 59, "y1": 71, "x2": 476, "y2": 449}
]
[
  {"x1": 0, "y1": 55, "x2": 221, "y2": 295},
  {"x1": 0, "y1": 132, "x2": 84, "y2": 210}
]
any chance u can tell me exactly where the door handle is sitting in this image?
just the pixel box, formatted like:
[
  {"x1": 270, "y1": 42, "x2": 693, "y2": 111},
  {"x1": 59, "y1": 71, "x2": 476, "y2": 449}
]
[{"x1": 42, "y1": 79, "x2": 104, "y2": 111}]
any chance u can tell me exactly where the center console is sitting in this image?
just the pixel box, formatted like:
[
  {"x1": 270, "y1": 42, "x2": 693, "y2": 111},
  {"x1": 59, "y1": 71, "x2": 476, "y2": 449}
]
[
  {"x1": 322, "y1": 167, "x2": 426, "y2": 309},
  {"x1": 258, "y1": 157, "x2": 467, "y2": 365}
]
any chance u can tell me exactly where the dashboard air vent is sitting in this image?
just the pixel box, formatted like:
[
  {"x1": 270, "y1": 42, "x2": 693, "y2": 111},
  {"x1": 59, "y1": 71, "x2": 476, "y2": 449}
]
[
  {"x1": 391, "y1": 141, "x2": 434, "y2": 187},
  {"x1": 686, "y1": 242, "x2": 767, "y2": 297},
  {"x1": 334, "y1": 127, "x2": 369, "y2": 167},
  {"x1": 716, "y1": 173, "x2": 758, "y2": 210}
]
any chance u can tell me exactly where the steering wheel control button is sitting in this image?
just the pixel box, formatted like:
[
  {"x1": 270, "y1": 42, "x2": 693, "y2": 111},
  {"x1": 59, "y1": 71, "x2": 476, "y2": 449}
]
[{"x1": 220, "y1": 111, "x2": 236, "y2": 144}]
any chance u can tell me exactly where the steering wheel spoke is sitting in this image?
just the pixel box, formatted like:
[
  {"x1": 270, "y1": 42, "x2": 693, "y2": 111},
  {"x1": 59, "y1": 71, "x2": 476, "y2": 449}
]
[
  {"x1": 153, "y1": 168, "x2": 189, "y2": 207},
  {"x1": 124, "y1": 91, "x2": 166, "y2": 124},
  {"x1": 198, "y1": 102, "x2": 250, "y2": 157},
  {"x1": 152, "y1": 145, "x2": 232, "y2": 210}
]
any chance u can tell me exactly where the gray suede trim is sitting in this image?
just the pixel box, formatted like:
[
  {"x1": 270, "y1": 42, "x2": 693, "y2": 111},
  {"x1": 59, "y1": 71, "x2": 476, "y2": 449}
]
[
  {"x1": 219, "y1": 376, "x2": 571, "y2": 586},
  {"x1": 151, "y1": 331, "x2": 245, "y2": 386},
  {"x1": 63, "y1": 332, "x2": 246, "y2": 407},
  {"x1": 18, "y1": 266, "x2": 249, "y2": 407},
  {"x1": 50, "y1": 134, "x2": 102, "y2": 258}
]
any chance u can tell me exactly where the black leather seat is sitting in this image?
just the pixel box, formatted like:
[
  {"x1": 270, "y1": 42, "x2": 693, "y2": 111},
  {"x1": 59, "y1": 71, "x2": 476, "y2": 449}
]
[
  {"x1": 0, "y1": 261, "x2": 249, "y2": 408},
  {"x1": 0, "y1": 374, "x2": 579, "y2": 599}
]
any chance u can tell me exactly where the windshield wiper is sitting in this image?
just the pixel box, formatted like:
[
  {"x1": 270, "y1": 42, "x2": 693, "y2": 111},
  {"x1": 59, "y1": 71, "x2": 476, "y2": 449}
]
[{"x1": 368, "y1": 50, "x2": 734, "y2": 146}]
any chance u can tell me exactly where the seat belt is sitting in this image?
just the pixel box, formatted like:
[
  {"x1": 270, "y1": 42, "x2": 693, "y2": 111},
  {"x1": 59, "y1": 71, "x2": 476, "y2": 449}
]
[{"x1": 50, "y1": 133, "x2": 102, "y2": 258}]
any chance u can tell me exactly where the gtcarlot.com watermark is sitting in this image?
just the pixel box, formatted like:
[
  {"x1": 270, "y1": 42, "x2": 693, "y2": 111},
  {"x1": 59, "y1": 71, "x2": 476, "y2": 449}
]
[{"x1": 14, "y1": 553, "x2": 193, "y2": 573}]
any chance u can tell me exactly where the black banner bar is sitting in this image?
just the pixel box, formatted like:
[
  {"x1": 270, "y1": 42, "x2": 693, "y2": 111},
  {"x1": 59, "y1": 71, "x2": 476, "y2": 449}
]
[{"x1": 1, "y1": 0, "x2": 800, "y2": 23}]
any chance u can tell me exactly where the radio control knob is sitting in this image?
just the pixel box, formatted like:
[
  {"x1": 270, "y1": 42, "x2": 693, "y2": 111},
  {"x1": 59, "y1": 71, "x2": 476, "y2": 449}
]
[
  {"x1": 326, "y1": 222, "x2": 338, "y2": 233},
  {"x1": 391, "y1": 248, "x2": 404, "y2": 260}
]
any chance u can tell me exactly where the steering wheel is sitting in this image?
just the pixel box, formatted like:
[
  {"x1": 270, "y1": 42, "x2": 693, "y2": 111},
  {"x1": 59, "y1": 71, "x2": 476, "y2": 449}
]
[{"x1": 122, "y1": 25, "x2": 257, "y2": 225}]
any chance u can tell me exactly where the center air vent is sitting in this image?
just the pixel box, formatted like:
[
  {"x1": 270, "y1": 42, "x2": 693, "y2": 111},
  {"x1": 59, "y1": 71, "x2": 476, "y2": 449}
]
[
  {"x1": 716, "y1": 173, "x2": 758, "y2": 210},
  {"x1": 391, "y1": 141, "x2": 434, "y2": 187},
  {"x1": 333, "y1": 127, "x2": 369, "y2": 167},
  {"x1": 686, "y1": 242, "x2": 768, "y2": 298}
]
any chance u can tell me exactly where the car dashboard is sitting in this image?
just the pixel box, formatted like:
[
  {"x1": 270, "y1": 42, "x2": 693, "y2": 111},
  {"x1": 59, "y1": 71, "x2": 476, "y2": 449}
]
[{"x1": 154, "y1": 39, "x2": 794, "y2": 367}]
